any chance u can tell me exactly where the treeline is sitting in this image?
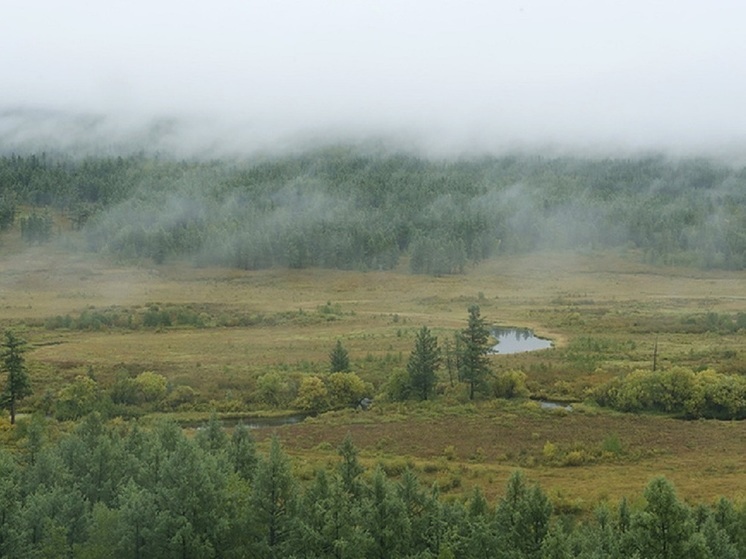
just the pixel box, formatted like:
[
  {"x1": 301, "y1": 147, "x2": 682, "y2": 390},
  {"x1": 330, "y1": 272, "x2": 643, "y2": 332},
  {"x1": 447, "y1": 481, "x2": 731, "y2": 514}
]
[
  {"x1": 1, "y1": 414, "x2": 745, "y2": 559},
  {"x1": 1, "y1": 149, "x2": 746, "y2": 271}
]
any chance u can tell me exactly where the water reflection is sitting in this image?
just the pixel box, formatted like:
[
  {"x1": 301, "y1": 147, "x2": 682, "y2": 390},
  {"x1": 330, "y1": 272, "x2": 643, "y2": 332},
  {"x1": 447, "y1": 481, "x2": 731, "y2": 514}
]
[{"x1": 491, "y1": 327, "x2": 552, "y2": 354}]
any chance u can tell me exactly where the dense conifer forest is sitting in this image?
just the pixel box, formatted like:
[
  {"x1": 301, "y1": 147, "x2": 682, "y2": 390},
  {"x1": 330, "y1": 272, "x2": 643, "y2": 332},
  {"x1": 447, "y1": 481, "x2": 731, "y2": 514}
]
[
  {"x1": 1, "y1": 149, "x2": 745, "y2": 272},
  {"x1": 1, "y1": 414, "x2": 744, "y2": 559}
]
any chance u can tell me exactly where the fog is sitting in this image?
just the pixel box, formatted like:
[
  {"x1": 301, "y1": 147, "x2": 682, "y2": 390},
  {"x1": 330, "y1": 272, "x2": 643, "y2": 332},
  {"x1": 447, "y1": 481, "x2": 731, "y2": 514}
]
[{"x1": 2, "y1": 0, "x2": 745, "y2": 157}]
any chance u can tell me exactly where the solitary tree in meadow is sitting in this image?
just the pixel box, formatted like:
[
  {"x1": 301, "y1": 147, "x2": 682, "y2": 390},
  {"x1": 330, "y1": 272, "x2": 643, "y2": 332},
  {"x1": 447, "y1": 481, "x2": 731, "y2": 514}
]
[
  {"x1": 329, "y1": 340, "x2": 350, "y2": 372},
  {"x1": 407, "y1": 326, "x2": 441, "y2": 400},
  {"x1": 458, "y1": 306, "x2": 492, "y2": 400},
  {"x1": 1, "y1": 330, "x2": 32, "y2": 425}
]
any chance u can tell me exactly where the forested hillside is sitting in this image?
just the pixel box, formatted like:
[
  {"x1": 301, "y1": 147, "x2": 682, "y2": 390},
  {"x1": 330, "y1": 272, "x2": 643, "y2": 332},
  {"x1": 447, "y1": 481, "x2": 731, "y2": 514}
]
[
  {"x1": 1, "y1": 149, "x2": 745, "y2": 272},
  {"x1": 1, "y1": 414, "x2": 744, "y2": 559}
]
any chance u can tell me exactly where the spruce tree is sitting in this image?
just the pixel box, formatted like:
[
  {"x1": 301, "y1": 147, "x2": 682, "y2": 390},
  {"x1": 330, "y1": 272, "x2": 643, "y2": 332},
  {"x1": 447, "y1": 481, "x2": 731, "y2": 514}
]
[
  {"x1": 457, "y1": 306, "x2": 492, "y2": 400},
  {"x1": 1, "y1": 331, "x2": 32, "y2": 425},
  {"x1": 338, "y1": 434, "x2": 364, "y2": 496},
  {"x1": 407, "y1": 326, "x2": 441, "y2": 400},
  {"x1": 250, "y1": 436, "x2": 297, "y2": 557},
  {"x1": 329, "y1": 340, "x2": 351, "y2": 373}
]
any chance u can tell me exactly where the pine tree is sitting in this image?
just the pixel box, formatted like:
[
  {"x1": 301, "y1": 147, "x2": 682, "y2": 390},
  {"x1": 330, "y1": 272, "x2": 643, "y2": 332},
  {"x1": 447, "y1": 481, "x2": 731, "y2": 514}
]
[
  {"x1": 407, "y1": 326, "x2": 441, "y2": 400},
  {"x1": 457, "y1": 306, "x2": 492, "y2": 400},
  {"x1": 1, "y1": 331, "x2": 32, "y2": 425}
]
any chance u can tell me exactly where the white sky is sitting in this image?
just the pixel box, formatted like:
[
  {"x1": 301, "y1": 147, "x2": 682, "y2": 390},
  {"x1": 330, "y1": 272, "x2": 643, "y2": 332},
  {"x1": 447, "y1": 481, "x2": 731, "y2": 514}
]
[{"x1": 2, "y1": 0, "x2": 745, "y2": 154}]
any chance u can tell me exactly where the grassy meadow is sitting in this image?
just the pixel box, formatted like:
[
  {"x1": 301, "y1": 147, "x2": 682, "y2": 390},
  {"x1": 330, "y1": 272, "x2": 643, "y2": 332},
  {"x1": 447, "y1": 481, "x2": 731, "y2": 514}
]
[{"x1": 2, "y1": 231, "x2": 746, "y2": 509}]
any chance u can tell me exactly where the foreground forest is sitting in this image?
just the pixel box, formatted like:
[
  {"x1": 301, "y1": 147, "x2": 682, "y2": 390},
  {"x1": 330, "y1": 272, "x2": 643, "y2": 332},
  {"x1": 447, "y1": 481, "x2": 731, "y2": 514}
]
[
  {"x1": 1, "y1": 413, "x2": 745, "y2": 559},
  {"x1": 1, "y1": 146, "x2": 746, "y2": 557}
]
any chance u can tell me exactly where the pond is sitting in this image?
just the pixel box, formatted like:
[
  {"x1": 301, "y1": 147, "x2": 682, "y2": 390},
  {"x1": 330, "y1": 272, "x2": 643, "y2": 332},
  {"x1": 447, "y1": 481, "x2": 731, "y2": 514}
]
[{"x1": 491, "y1": 327, "x2": 552, "y2": 354}]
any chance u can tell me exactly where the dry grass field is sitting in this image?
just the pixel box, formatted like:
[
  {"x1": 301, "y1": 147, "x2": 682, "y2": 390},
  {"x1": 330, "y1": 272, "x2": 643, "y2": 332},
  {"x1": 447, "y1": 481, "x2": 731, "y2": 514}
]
[{"x1": 2, "y1": 233, "x2": 745, "y2": 508}]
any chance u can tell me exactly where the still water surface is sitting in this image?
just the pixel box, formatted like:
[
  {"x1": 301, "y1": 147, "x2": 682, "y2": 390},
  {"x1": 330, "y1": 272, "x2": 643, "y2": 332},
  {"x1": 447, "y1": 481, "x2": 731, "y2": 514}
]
[{"x1": 491, "y1": 327, "x2": 552, "y2": 354}]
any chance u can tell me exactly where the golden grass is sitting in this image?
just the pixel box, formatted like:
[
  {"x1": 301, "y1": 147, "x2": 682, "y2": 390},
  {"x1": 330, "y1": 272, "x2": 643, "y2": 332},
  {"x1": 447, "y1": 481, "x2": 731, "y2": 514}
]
[{"x1": 252, "y1": 402, "x2": 746, "y2": 507}]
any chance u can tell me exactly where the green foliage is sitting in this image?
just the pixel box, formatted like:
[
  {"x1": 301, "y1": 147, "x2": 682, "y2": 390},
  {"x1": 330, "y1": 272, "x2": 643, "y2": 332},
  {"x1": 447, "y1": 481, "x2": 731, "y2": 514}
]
[
  {"x1": 338, "y1": 434, "x2": 365, "y2": 497},
  {"x1": 0, "y1": 330, "x2": 32, "y2": 425},
  {"x1": 406, "y1": 326, "x2": 441, "y2": 400},
  {"x1": 256, "y1": 372, "x2": 295, "y2": 408},
  {"x1": 458, "y1": 306, "x2": 493, "y2": 400},
  {"x1": 195, "y1": 412, "x2": 228, "y2": 454},
  {"x1": 381, "y1": 368, "x2": 412, "y2": 402},
  {"x1": 593, "y1": 366, "x2": 746, "y2": 419},
  {"x1": 495, "y1": 470, "x2": 553, "y2": 558},
  {"x1": 5, "y1": 151, "x2": 746, "y2": 271},
  {"x1": 329, "y1": 340, "x2": 351, "y2": 372},
  {"x1": 230, "y1": 422, "x2": 258, "y2": 481},
  {"x1": 55, "y1": 375, "x2": 99, "y2": 421},
  {"x1": 163, "y1": 384, "x2": 198, "y2": 410},
  {"x1": 0, "y1": 418, "x2": 743, "y2": 559},
  {"x1": 250, "y1": 436, "x2": 297, "y2": 557},
  {"x1": 491, "y1": 369, "x2": 530, "y2": 399},
  {"x1": 635, "y1": 477, "x2": 692, "y2": 559},
  {"x1": 293, "y1": 375, "x2": 329, "y2": 411},
  {"x1": 326, "y1": 372, "x2": 372, "y2": 409}
]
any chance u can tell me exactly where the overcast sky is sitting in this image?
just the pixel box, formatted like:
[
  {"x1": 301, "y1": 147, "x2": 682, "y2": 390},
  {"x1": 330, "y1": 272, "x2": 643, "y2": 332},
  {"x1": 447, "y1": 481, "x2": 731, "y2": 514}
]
[{"x1": 2, "y1": 0, "x2": 745, "y2": 155}]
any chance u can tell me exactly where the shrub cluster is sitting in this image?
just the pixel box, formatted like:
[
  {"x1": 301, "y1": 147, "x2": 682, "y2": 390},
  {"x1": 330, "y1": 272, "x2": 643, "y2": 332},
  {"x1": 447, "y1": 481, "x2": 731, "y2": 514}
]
[{"x1": 592, "y1": 366, "x2": 746, "y2": 419}]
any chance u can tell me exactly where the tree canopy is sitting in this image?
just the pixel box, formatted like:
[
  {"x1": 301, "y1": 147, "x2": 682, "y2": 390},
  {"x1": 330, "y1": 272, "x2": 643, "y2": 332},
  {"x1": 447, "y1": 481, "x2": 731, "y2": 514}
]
[
  {"x1": 1, "y1": 150, "x2": 745, "y2": 272},
  {"x1": 0, "y1": 419, "x2": 743, "y2": 559}
]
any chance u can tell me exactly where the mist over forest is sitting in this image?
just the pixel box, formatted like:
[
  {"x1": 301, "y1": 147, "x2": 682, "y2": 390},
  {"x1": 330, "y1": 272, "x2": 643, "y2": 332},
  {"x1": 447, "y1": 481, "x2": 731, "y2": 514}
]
[{"x1": 1, "y1": 109, "x2": 745, "y2": 274}]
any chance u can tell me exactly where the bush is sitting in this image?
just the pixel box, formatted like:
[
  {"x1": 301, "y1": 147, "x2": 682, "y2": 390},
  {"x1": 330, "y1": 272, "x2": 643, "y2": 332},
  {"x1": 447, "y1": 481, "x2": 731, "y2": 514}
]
[
  {"x1": 293, "y1": 375, "x2": 329, "y2": 411},
  {"x1": 326, "y1": 372, "x2": 372, "y2": 408},
  {"x1": 491, "y1": 370, "x2": 530, "y2": 399},
  {"x1": 55, "y1": 376, "x2": 99, "y2": 420},
  {"x1": 163, "y1": 385, "x2": 198, "y2": 410},
  {"x1": 592, "y1": 366, "x2": 746, "y2": 419},
  {"x1": 110, "y1": 371, "x2": 167, "y2": 406}
]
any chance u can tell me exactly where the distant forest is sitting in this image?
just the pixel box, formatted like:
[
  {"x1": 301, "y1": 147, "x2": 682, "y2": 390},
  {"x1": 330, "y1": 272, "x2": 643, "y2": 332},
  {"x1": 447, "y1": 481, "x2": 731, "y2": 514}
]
[{"x1": 1, "y1": 149, "x2": 745, "y2": 272}]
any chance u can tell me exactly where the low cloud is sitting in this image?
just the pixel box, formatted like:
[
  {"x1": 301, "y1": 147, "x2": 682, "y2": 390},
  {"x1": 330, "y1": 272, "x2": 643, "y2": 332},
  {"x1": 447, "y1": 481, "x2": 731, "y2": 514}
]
[{"x1": 2, "y1": 1, "x2": 745, "y2": 157}]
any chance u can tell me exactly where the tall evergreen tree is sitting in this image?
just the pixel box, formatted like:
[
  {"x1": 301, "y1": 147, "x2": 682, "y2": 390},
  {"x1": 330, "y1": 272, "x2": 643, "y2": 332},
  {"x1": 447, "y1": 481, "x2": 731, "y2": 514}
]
[
  {"x1": 495, "y1": 470, "x2": 552, "y2": 559},
  {"x1": 229, "y1": 422, "x2": 259, "y2": 481},
  {"x1": 337, "y1": 434, "x2": 364, "y2": 497},
  {"x1": 250, "y1": 436, "x2": 297, "y2": 558},
  {"x1": 1, "y1": 331, "x2": 32, "y2": 425},
  {"x1": 457, "y1": 306, "x2": 492, "y2": 400},
  {"x1": 330, "y1": 340, "x2": 351, "y2": 373},
  {"x1": 366, "y1": 467, "x2": 411, "y2": 559},
  {"x1": 407, "y1": 326, "x2": 441, "y2": 400},
  {"x1": 635, "y1": 476, "x2": 692, "y2": 559}
]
